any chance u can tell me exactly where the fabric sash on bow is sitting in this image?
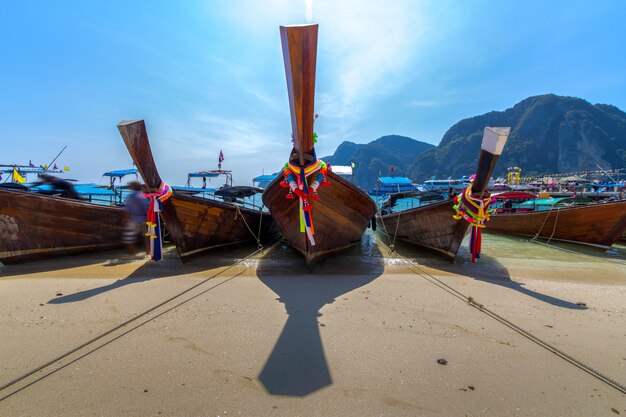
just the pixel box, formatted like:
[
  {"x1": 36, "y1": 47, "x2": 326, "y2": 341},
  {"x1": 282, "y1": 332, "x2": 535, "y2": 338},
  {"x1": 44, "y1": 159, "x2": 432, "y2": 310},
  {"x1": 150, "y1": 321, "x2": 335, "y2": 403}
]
[
  {"x1": 145, "y1": 182, "x2": 172, "y2": 261},
  {"x1": 286, "y1": 158, "x2": 324, "y2": 246},
  {"x1": 452, "y1": 186, "x2": 494, "y2": 263}
]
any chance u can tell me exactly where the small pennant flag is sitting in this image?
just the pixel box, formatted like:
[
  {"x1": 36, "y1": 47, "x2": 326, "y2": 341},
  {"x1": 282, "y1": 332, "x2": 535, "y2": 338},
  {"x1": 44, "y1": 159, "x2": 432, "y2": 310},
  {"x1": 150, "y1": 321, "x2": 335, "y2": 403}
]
[
  {"x1": 63, "y1": 166, "x2": 70, "y2": 171},
  {"x1": 13, "y1": 169, "x2": 26, "y2": 184},
  {"x1": 218, "y1": 150, "x2": 224, "y2": 169}
]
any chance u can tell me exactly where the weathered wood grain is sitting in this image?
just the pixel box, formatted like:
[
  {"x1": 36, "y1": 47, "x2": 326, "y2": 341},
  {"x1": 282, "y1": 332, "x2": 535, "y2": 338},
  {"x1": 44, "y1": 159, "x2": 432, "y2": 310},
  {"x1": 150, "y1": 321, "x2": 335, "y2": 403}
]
[
  {"x1": 487, "y1": 200, "x2": 626, "y2": 247},
  {"x1": 0, "y1": 189, "x2": 126, "y2": 264}
]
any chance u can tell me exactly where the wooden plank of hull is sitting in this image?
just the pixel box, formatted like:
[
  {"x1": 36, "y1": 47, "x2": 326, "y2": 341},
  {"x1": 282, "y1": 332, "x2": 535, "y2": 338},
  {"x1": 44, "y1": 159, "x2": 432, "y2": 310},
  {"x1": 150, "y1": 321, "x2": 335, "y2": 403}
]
[
  {"x1": 118, "y1": 120, "x2": 278, "y2": 261},
  {"x1": 170, "y1": 193, "x2": 278, "y2": 260},
  {"x1": 0, "y1": 188, "x2": 125, "y2": 264},
  {"x1": 377, "y1": 199, "x2": 465, "y2": 260},
  {"x1": 486, "y1": 200, "x2": 626, "y2": 247},
  {"x1": 263, "y1": 171, "x2": 377, "y2": 265}
]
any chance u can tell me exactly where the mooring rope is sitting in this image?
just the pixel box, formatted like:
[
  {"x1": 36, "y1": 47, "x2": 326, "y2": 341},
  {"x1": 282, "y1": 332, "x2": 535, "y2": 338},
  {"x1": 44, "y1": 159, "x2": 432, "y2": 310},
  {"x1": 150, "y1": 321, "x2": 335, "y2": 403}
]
[
  {"x1": 235, "y1": 205, "x2": 263, "y2": 250},
  {"x1": 528, "y1": 239, "x2": 626, "y2": 267},
  {"x1": 379, "y1": 239, "x2": 626, "y2": 395},
  {"x1": 0, "y1": 245, "x2": 271, "y2": 401},
  {"x1": 378, "y1": 210, "x2": 402, "y2": 253},
  {"x1": 531, "y1": 204, "x2": 557, "y2": 243}
]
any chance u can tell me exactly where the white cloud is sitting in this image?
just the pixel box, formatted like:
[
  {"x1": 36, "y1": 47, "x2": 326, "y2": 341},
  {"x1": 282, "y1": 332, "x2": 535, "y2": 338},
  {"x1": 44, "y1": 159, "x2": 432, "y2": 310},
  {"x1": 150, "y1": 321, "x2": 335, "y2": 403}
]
[{"x1": 215, "y1": 0, "x2": 428, "y2": 120}]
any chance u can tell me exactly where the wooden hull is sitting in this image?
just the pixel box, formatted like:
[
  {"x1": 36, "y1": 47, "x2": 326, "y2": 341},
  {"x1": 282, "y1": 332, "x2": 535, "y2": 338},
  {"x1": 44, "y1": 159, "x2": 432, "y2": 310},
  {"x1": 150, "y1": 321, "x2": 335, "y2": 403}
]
[
  {"x1": 263, "y1": 172, "x2": 377, "y2": 265},
  {"x1": 377, "y1": 199, "x2": 466, "y2": 260},
  {"x1": 168, "y1": 192, "x2": 280, "y2": 260},
  {"x1": 0, "y1": 188, "x2": 125, "y2": 264},
  {"x1": 486, "y1": 201, "x2": 626, "y2": 247},
  {"x1": 376, "y1": 137, "x2": 507, "y2": 260},
  {"x1": 118, "y1": 120, "x2": 279, "y2": 261}
]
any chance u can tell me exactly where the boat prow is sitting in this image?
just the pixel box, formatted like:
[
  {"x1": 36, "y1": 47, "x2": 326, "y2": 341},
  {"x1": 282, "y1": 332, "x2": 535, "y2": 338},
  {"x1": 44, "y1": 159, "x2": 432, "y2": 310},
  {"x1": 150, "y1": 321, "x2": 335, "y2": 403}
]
[
  {"x1": 377, "y1": 127, "x2": 511, "y2": 260},
  {"x1": 263, "y1": 23, "x2": 377, "y2": 266}
]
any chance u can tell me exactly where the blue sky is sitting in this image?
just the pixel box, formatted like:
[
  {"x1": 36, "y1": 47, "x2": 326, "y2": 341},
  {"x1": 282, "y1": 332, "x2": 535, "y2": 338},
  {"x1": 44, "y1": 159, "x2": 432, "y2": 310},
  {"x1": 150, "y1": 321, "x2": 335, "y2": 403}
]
[{"x1": 2, "y1": 0, "x2": 625, "y2": 185}]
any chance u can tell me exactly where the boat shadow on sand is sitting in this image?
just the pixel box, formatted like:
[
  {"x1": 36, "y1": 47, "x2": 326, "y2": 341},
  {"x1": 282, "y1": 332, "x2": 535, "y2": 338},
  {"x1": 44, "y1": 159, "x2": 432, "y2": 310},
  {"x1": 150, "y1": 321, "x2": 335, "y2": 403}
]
[
  {"x1": 47, "y1": 244, "x2": 257, "y2": 304},
  {"x1": 256, "y1": 232, "x2": 384, "y2": 397},
  {"x1": 386, "y1": 237, "x2": 588, "y2": 311}
]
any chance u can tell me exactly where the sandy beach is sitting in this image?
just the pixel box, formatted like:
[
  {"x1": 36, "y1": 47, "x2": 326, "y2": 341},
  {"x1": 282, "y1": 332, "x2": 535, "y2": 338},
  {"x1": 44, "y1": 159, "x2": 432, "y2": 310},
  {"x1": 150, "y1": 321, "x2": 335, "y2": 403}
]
[{"x1": 0, "y1": 232, "x2": 625, "y2": 416}]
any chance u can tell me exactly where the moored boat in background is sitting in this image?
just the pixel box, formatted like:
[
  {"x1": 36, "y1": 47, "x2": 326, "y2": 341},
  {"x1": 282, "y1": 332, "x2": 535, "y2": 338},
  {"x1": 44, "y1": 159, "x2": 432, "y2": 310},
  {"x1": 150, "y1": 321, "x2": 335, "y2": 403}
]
[
  {"x1": 262, "y1": 24, "x2": 377, "y2": 266},
  {"x1": 487, "y1": 192, "x2": 626, "y2": 247},
  {"x1": 0, "y1": 186, "x2": 126, "y2": 264}
]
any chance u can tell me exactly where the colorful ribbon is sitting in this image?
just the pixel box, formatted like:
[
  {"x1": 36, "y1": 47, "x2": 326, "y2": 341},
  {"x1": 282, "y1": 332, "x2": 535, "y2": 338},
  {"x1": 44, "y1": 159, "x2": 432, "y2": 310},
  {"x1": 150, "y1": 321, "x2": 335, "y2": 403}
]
[
  {"x1": 453, "y1": 186, "x2": 494, "y2": 263},
  {"x1": 145, "y1": 182, "x2": 172, "y2": 261},
  {"x1": 280, "y1": 154, "x2": 329, "y2": 246}
]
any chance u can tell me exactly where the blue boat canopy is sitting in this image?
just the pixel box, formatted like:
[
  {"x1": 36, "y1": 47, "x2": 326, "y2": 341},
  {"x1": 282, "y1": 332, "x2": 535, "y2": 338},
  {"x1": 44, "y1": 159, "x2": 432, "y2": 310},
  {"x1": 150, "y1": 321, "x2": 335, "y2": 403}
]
[
  {"x1": 378, "y1": 177, "x2": 412, "y2": 184},
  {"x1": 102, "y1": 169, "x2": 138, "y2": 177},
  {"x1": 252, "y1": 174, "x2": 279, "y2": 182}
]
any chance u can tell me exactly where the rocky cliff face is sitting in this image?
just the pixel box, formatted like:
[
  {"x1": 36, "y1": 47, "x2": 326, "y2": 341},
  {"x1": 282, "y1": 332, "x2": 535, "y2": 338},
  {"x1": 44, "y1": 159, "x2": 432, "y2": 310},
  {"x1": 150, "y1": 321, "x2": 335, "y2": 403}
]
[
  {"x1": 409, "y1": 94, "x2": 626, "y2": 181},
  {"x1": 322, "y1": 135, "x2": 434, "y2": 189}
]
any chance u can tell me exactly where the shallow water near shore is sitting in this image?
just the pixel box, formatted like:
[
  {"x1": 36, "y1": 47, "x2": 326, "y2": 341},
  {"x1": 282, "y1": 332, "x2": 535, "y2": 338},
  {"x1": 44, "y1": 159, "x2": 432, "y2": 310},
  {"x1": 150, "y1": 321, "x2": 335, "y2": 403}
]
[{"x1": 2, "y1": 227, "x2": 625, "y2": 284}]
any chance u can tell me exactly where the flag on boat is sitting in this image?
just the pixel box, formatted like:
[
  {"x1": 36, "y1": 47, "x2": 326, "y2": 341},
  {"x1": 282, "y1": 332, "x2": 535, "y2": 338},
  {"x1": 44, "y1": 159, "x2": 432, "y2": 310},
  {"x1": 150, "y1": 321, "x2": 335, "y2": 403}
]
[
  {"x1": 63, "y1": 166, "x2": 70, "y2": 171},
  {"x1": 218, "y1": 150, "x2": 224, "y2": 169},
  {"x1": 12, "y1": 169, "x2": 25, "y2": 183}
]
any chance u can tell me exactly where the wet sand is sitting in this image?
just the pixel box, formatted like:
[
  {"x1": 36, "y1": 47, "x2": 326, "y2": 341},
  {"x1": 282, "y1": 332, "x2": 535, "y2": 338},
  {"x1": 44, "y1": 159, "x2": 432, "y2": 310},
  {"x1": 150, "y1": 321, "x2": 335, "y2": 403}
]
[{"x1": 0, "y1": 231, "x2": 625, "y2": 416}]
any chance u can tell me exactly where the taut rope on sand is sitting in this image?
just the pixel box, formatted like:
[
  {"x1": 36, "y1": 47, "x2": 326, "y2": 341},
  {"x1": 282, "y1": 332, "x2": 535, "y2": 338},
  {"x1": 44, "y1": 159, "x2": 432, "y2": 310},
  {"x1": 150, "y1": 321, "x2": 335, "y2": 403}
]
[
  {"x1": 0, "y1": 245, "x2": 273, "y2": 402},
  {"x1": 378, "y1": 239, "x2": 626, "y2": 395}
]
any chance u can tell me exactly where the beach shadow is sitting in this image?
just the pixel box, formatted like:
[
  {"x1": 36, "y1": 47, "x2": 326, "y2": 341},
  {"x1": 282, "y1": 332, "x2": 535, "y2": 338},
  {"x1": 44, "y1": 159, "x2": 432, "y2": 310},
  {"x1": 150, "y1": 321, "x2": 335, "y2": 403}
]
[
  {"x1": 0, "y1": 247, "x2": 132, "y2": 277},
  {"x1": 256, "y1": 232, "x2": 384, "y2": 397},
  {"x1": 388, "y1": 236, "x2": 587, "y2": 310},
  {"x1": 48, "y1": 242, "x2": 260, "y2": 304}
]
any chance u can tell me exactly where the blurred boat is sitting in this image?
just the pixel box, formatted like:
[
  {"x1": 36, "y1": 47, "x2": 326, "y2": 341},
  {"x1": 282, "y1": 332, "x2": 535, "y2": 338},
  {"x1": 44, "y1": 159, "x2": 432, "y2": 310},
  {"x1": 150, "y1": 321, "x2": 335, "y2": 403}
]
[
  {"x1": 118, "y1": 120, "x2": 279, "y2": 261},
  {"x1": 376, "y1": 127, "x2": 510, "y2": 260},
  {"x1": 261, "y1": 24, "x2": 377, "y2": 266},
  {"x1": 0, "y1": 184, "x2": 125, "y2": 264}
]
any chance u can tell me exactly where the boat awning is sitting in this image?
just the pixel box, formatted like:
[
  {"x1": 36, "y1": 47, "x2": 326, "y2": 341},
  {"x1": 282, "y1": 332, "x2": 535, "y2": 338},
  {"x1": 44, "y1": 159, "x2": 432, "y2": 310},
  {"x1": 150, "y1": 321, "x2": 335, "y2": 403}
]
[
  {"x1": 171, "y1": 186, "x2": 216, "y2": 194},
  {"x1": 102, "y1": 169, "x2": 138, "y2": 177},
  {"x1": 518, "y1": 197, "x2": 594, "y2": 207},
  {"x1": 188, "y1": 170, "x2": 231, "y2": 178},
  {"x1": 74, "y1": 183, "x2": 116, "y2": 196},
  {"x1": 491, "y1": 191, "x2": 537, "y2": 200},
  {"x1": 214, "y1": 186, "x2": 264, "y2": 198},
  {"x1": 252, "y1": 174, "x2": 279, "y2": 182},
  {"x1": 378, "y1": 176, "x2": 412, "y2": 185}
]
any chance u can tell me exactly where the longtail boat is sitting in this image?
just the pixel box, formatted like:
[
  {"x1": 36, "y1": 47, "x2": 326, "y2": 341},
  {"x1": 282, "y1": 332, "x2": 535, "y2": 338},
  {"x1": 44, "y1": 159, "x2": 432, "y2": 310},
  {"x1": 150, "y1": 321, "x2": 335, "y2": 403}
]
[
  {"x1": 487, "y1": 194, "x2": 626, "y2": 247},
  {"x1": 377, "y1": 127, "x2": 510, "y2": 261},
  {"x1": 262, "y1": 24, "x2": 377, "y2": 266},
  {"x1": 0, "y1": 187, "x2": 125, "y2": 264},
  {"x1": 118, "y1": 120, "x2": 279, "y2": 261}
]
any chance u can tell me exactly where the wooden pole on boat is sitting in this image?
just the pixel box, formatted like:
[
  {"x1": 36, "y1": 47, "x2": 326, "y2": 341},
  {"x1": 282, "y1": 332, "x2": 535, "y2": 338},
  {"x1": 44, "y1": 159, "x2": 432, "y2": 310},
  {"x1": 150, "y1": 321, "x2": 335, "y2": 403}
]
[
  {"x1": 280, "y1": 24, "x2": 318, "y2": 166},
  {"x1": 117, "y1": 120, "x2": 163, "y2": 191},
  {"x1": 471, "y1": 127, "x2": 511, "y2": 197}
]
